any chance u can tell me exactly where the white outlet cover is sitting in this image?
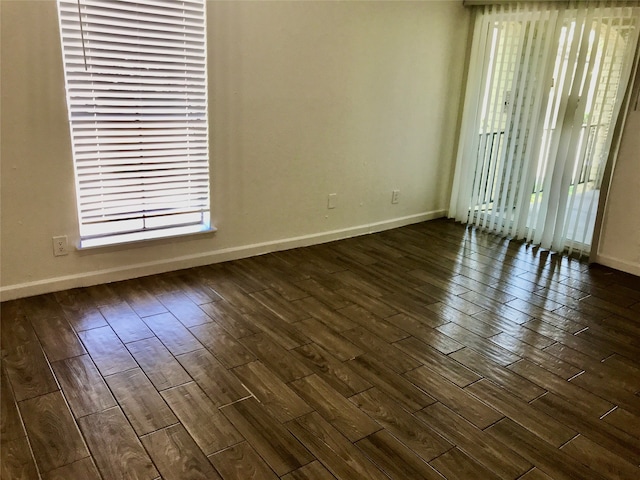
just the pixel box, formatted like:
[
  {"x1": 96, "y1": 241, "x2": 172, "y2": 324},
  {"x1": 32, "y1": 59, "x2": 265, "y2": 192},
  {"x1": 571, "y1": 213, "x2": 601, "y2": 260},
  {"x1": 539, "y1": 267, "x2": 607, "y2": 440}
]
[
  {"x1": 328, "y1": 193, "x2": 337, "y2": 209},
  {"x1": 52, "y1": 235, "x2": 69, "y2": 256}
]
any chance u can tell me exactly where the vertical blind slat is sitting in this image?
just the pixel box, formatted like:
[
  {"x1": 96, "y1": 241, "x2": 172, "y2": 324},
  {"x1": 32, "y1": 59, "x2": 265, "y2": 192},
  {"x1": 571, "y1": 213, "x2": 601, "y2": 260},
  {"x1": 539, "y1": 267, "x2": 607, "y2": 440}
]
[{"x1": 450, "y1": 2, "x2": 639, "y2": 256}]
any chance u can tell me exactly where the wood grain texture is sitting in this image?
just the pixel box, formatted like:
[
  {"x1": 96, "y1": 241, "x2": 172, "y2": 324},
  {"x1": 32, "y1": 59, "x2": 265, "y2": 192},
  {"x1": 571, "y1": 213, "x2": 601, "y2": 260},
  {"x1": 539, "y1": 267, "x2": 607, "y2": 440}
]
[
  {"x1": 142, "y1": 312, "x2": 203, "y2": 355},
  {"x1": 29, "y1": 315, "x2": 86, "y2": 362},
  {"x1": 518, "y1": 468, "x2": 555, "y2": 480},
  {"x1": 1, "y1": 314, "x2": 59, "y2": 401},
  {"x1": 348, "y1": 354, "x2": 435, "y2": 412},
  {"x1": 486, "y1": 418, "x2": 607, "y2": 480},
  {"x1": 157, "y1": 292, "x2": 214, "y2": 327},
  {"x1": 292, "y1": 342, "x2": 371, "y2": 397},
  {"x1": 42, "y1": 457, "x2": 101, "y2": 480},
  {"x1": 560, "y1": 434, "x2": 640, "y2": 480},
  {"x1": 176, "y1": 349, "x2": 250, "y2": 407},
  {"x1": 532, "y1": 392, "x2": 640, "y2": 465},
  {"x1": 429, "y1": 447, "x2": 500, "y2": 480},
  {"x1": 78, "y1": 326, "x2": 137, "y2": 376},
  {"x1": 250, "y1": 289, "x2": 311, "y2": 324},
  {"x1": 161, "y1": 382, "x2": 243, "y2": 455},
  {"x1": 338, "y1": 305, "x2": 420, "y2": 342},
  {"x1": 286, "y1": 411, "x2": 388, "y2": 480},
  {"x1": 126, "y1": 337, "x2": 191, "y2": 391},
  {"x1": 290, "y1": 374, "x2": 380, "y2": 442},
  {"x1": 394, "y1": 336, "x2": 481, "y2": 387},
  {"x1": 294, "y1": 296, "x2": 357, "y2": 332},
  {"x1": 508, "y1": 359, "x2": 615, "y2": 417},
  {"x1": 295, "y1": 278, "x2": 352, "y2": 310},
  {"x1": 490, "y1": 331, "x2": 582, "y2": 379},
  {"x1": 449, "y1": 347, "x2": 546, "y2": 402},
  {"x1": 221, "y1": 398, "x2": 313, "y2": 476},
  {"x1": 350, "y1": 388, "x2": 451, "y2": 462},
  {"x1": 21, "y1": 294, "x2": 66, "y2": 320},
  {"x1": 78, "y1": 407, "x2": 159, "y2": 480},
  {"x1": 141, "y1": 424, "x2": 222, "y2": 480},
  {"x1": 208, "y1": 441, "x2": 278, "y2": 480},
  {"x1": 356, "y1": 430, "x2": 446, "y2": 480},
  {"x1": 240, "y1": 332, "x2": 312, "y2": 383},
  {"x1": 189, "y1": 321, "x2": 256, "y2": 368},
  {"x1": 0, "y1": 435, "x2": 39, "y2": 480},
  {"x1": 405, "y1": 365, "x2": 503, "y2": 429},
  {"x1": 51, "y1": 354, "x2": 117, "y2": 418},
  {"x1": 602, "y1": 355, "x2": 640, "y2": 389},
  {"x1": 601, "y1": 407, "x2": 640, "y2": 440},
  {"x1": 566, "y1": 349, "x2": 640, "y2": 394},
  {"x1": 4, "y1": 219, "x2": 640, "y2": 480},
  {"x1": 570, "y1": 369, "x2": 640, "y2": 415},
  {"x1": 386, "y1": 313, "x2": 463, "y2": 354},
  {"x1": 111, "y1": 280, "x2": 167, "y2": 318},
  {"x1": 105, "y1": 368, "x2": 178, "y2": 435},
  {"x1": 436, "y1": 322, "x2": 521, "y2": 366},
  {"x1": 174, "y1": 272, "x2": 223, "y2": 305},
  {"x1": 341, "y1": 326, "x2": 419, "y2": 374},
  {"x1": 54, "y1": 288, "x2": 108, "y2": 332},
  {"x1": 417, "y1": 402, "x2": 532, "y2": 479},
  {"x1": 84, "y1": 283, "x2": 122, "y2": 308},
  {"x1": 1, "y1": 367, "x2": 25, "y2": 442},
  {"x1": 465, "y1": 378, "x2": 576, "y2": 447},
  {"x1": 296, "y1": 318, "x2": 363, "y2": 361},
  {"x1": 198, "y1": 300, "x2": 259, "y2": 337},
  {"x1": 245, "y1": 311, "x2": 310, "y2": 350},
  {"x1": 99, "y1": 302, "x2": 155, "y2": 343},
  {"x1": 19, "y1": 391, "x2": 88, "y2": 472},
  {"x1": 206, "y1": 280, "x2": 263, "y2": 315},
  {"x1": 280, "y1": 461, "x2": 335, "y2": 480},
  {"x1": 335, "y1": 286, "x2": 399, "y2": 318},
  {"x1": 232, "y1": 361, "x2": 312, "y2": 422}
]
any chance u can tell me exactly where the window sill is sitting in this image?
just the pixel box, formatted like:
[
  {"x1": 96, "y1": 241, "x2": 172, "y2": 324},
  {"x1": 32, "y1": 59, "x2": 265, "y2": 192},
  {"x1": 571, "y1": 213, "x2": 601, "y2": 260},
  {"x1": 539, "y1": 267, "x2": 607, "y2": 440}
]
[{"x1": 78, "y1": 224, "x2": 217, "y2": 250}]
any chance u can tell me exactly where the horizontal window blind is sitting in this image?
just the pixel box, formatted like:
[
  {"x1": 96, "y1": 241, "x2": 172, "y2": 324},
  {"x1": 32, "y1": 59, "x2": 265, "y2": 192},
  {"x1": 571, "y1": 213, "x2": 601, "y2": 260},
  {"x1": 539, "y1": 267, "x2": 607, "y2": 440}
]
[{"x1": 57, "y1": 0, "x2": 211, "y2": 248}]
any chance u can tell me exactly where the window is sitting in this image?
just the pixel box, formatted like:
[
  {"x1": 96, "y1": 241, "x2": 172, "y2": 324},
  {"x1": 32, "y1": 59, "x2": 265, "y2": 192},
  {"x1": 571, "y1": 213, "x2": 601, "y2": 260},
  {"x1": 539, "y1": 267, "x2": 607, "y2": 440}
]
[{"x1": 57, "y1": 0, "x2": 212, "y2": 248}]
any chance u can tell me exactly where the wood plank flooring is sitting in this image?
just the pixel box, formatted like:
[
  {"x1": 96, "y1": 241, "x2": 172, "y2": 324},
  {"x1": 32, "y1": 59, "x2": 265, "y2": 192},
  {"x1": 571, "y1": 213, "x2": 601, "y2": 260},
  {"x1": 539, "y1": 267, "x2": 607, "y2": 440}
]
[{"x1": 2, "y1": 219, "x2": 640, "y2": 479}]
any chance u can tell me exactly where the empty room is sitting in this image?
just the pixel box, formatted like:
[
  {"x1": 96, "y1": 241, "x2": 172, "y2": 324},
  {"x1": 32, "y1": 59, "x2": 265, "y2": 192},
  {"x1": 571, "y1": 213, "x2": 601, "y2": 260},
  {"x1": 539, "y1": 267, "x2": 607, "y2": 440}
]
[{"x1": 1, "y1": 0, "x2": 640, "y2": 479}]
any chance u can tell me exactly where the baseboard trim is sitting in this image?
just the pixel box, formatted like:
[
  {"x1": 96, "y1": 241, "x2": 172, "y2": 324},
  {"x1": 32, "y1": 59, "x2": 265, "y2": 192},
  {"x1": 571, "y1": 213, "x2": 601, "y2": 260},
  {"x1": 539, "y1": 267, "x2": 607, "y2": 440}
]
[
  {"x1": 0, "y1": 210, "x2": 446, "y2": 301},
  {"x1": 593, "y1": 253, "x2": 640, "y2": 277}
]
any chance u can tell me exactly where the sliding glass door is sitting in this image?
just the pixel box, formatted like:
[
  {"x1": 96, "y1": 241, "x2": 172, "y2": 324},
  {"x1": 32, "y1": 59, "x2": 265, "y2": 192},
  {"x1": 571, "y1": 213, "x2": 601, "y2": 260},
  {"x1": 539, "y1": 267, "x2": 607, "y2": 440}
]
[{"x1": 449, "y1": 2, "x2": 639, "y2": 255}]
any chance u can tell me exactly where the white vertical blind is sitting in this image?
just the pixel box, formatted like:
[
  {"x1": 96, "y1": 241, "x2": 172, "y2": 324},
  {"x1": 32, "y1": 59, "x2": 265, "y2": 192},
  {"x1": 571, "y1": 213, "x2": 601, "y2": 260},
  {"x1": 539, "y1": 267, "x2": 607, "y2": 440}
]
[
  {"x1": 57, "y1": 0, "x2": 211, "y2": 248},
  {"x1": 449, "y1": 1, "x2": 639, "y2": 255}
]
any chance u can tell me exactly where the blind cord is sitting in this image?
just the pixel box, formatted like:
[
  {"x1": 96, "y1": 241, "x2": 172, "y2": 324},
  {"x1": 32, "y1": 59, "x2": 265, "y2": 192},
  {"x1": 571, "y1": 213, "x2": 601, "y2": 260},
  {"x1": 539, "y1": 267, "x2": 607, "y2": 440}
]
[{"x1": 76, "y1": 0, "x2": 88, "y2": 71}]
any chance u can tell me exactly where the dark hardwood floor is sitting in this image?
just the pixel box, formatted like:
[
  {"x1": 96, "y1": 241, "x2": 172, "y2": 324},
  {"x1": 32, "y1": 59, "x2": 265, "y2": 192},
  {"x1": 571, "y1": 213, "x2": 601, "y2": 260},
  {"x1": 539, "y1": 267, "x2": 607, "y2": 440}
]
[{"x1": 2, "y1": 219, "x2": 640, "y2": 479}]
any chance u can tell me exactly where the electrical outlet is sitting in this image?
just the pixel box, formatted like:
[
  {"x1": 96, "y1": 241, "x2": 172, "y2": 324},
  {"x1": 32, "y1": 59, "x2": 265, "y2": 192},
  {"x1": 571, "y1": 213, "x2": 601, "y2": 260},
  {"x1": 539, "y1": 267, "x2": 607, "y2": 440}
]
[
  {"x1": 328, "y1": 193, "x2": 337, "y2": 209},
  {"x1": 391, "y1": 189, "x2": 400, "y2": 204},
  {"x1": 52, "y1": 235, "x2": 69, "y2": 256}
]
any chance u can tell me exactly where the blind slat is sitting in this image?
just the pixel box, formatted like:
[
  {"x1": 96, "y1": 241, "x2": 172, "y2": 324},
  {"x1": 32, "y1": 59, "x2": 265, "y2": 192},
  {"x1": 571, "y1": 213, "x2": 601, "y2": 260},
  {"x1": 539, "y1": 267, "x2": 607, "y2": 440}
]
[{"x1": 450, "y1": 2, "x2": 639, "y2": 257}]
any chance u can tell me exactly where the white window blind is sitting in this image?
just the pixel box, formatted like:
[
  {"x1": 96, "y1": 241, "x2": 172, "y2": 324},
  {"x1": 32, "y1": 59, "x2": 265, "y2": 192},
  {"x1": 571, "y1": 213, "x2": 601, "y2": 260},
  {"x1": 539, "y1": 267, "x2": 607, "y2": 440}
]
[{"x1": 57, "y1": 0, "x2": 211, "y2": 248}]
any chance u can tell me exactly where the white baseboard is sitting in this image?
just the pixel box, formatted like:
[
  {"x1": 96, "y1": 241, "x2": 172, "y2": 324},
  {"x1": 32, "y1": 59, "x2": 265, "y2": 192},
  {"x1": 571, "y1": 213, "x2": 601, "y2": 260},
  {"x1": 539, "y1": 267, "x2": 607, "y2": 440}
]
[
  {"x1": 0, "y1": 210, "x2": 446, "y2": 301},
  {"x1": 593, "y1": 253, "x2": 640, "y2": 277}
]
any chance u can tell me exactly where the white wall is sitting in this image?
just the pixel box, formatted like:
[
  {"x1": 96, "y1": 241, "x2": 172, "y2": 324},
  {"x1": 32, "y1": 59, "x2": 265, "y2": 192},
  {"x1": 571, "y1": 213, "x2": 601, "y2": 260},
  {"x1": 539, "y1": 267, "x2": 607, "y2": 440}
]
[
  {"x1": 0, "y1": 1, "x2": 471, "y2": 300},
  {"x1": 595, "y1": 66, "x2": 640, "y2": 276}
]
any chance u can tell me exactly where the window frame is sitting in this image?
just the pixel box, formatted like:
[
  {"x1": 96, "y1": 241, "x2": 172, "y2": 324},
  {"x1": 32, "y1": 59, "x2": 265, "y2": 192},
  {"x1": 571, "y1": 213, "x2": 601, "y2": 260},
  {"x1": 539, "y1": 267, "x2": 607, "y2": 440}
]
[{"x1": 57, "y1": 0, "x2": 213, "y2": 249}]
